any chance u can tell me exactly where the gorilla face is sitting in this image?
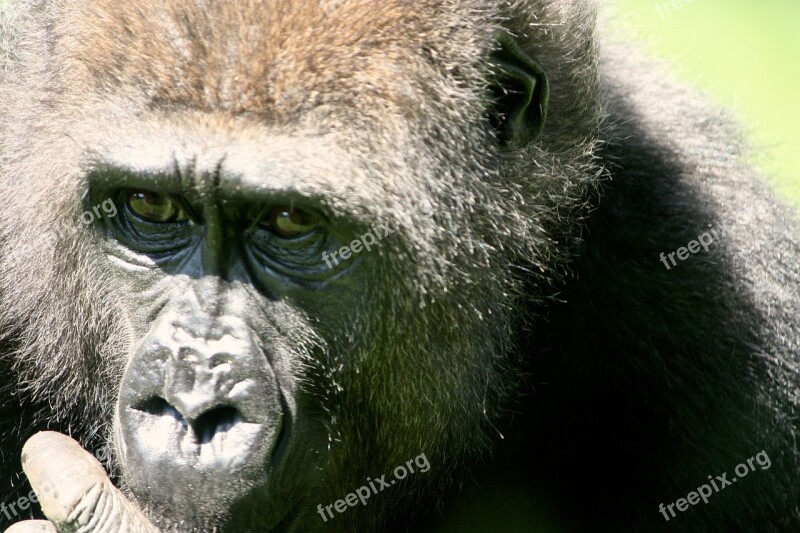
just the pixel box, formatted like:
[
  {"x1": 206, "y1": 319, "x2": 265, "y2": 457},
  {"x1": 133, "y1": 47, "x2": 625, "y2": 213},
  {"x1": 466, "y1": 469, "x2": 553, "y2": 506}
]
[
  {"x1": 83, "y1": 73, "x2": 531, "y2": 524},
  {"x1": 87, "y1": 103, "x2": 503, "y2": 528},
  {"x1": 91, "y1": 151, "x2": 375, "y2": 526}
]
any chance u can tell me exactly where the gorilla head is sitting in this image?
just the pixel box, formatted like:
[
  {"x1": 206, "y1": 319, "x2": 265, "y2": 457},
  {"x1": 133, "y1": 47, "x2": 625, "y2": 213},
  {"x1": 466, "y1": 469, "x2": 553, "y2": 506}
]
[
  {"x1": 0, "y1": 1, "x2": 599, "y2": 530},
  {"x1": 1, "y1": 0, "x2": 798, "y2": 532}
]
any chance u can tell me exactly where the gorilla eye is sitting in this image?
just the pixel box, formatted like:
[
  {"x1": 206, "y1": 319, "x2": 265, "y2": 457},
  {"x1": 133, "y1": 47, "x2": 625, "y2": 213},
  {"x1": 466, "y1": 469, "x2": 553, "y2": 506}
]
[
  {"x1": 260, "y1": 206, "x2": 319, "y2": 239},
  {"x1": 126, "y1": 190, "x2": 188, "y2": 223}
]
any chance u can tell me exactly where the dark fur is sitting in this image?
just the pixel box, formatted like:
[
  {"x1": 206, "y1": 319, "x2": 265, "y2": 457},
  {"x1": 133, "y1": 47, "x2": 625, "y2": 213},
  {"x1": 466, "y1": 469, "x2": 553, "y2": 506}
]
[{"x1": 0, "y1": 0, "x2": 797, "y2": 531}]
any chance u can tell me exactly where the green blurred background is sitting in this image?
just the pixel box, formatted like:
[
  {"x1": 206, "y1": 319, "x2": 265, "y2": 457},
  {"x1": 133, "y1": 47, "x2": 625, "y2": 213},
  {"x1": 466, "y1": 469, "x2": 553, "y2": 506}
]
[{"x1": 609, "y1": 0, "x2": 800, "y2": 207}]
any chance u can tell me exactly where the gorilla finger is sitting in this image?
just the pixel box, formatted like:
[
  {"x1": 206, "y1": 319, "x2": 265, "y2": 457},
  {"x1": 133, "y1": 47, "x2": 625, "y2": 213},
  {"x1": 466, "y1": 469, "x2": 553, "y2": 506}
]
[
  {"x1": 5, "y1": 520, "x2": 58, "y2": 533},
  {"x1": 22, "y1": 431, "x2": 160, "y2": 533}
]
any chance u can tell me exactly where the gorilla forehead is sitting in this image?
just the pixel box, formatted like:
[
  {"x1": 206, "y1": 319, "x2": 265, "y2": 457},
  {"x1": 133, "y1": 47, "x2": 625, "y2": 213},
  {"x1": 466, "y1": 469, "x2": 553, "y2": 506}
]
[{"x1": 57, "y1": 0, "x2": 493, "y2": 114}]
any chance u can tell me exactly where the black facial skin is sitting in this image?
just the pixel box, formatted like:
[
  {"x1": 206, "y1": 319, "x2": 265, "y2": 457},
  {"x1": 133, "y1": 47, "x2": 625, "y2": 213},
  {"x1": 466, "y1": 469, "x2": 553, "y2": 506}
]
[{"x1": 85, "y1": 169, "x2": 373, "y2": 527}]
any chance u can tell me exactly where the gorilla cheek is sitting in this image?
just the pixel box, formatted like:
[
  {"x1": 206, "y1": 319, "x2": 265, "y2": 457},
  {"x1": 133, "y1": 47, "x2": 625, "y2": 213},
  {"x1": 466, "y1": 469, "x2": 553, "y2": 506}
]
[{"x1": 115, "y1": 302, "x2": 288, "y2": 511}]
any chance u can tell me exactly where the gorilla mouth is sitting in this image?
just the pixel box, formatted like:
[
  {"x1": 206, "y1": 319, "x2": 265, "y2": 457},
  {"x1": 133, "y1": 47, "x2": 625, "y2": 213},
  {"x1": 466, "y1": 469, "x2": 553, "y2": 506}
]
[
  {"x1": 134, "y1": 396, "x2": 245, "y2": 439},
  {"x1": 127, "y1": 396, "x2": 270, "y2": 469}
]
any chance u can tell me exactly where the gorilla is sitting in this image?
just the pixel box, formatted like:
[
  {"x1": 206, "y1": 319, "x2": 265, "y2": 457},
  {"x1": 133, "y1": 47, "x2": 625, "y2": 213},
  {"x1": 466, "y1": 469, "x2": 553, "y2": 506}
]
[{"x1": 0, "y1": 0, "x2": 797, "y2": 531}]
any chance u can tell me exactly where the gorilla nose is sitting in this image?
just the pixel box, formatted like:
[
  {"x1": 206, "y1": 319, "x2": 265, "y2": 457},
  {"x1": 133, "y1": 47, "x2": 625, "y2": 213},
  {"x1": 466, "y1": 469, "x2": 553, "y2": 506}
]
[
  {"x1": 132, "y1": 396, "x2": 244, "y2": 445},
  {"x1": 117, "y1": 316, "x2": 286, "y2": 479}
]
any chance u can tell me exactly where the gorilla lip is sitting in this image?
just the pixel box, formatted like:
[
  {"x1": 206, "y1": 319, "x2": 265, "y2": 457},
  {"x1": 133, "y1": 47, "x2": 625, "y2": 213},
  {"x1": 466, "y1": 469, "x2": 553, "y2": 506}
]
[{"x1": 125, "y1": 400, "x2": 268, "y2": 469}]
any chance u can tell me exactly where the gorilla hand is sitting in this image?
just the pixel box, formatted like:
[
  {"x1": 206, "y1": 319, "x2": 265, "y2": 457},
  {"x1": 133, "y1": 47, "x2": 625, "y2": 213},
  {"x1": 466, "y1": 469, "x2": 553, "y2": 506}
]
[{"x1": 7, "y1": 432, "x2": 159, "y2": 533}]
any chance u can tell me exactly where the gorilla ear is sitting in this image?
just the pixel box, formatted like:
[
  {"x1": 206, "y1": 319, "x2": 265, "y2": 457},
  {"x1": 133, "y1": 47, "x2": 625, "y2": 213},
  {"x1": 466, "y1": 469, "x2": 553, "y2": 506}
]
[{"x1": 488, "y1": 33, "x2": 550, "y2": 146}]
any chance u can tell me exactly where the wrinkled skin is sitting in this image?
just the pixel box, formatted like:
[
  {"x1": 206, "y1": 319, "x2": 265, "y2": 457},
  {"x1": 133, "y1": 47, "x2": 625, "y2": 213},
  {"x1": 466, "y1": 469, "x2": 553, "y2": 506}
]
[{"x1": 0, "y1": 0, "x2": 798, "y2": 532}]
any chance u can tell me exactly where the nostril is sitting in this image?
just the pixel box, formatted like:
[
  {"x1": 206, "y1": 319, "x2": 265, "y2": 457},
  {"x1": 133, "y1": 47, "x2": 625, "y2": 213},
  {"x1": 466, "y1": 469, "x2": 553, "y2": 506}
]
[
  {"x1": 192, "y1": 405, "x2": 242, "y2": 445},
  {"x1": 131, "y1": 397, "x2": 243, "y2": 443},
  {"x1": 133, "y1": 396, "x2": 187, "y2": 429}
]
